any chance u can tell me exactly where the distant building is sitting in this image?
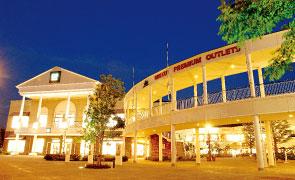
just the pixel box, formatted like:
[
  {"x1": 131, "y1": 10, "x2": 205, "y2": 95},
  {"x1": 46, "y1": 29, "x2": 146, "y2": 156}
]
[{"x1": 3, "y1": 66, "x2": 124, "y2": 156}]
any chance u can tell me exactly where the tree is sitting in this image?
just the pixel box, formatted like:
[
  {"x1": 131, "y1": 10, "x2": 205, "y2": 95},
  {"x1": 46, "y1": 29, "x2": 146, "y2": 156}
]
[
  {"x1": 218, "y1": 0, "x2": 295, "y2": 81},
  {"x1": 83, "y1": 74, "x2": 125, "y2": 165},
  {"x1": 242, "y1": 122, "x2": 255, "y2": 154},
  {"x1": 271, "y1": 119, "x2": 292, "y2": 156}
]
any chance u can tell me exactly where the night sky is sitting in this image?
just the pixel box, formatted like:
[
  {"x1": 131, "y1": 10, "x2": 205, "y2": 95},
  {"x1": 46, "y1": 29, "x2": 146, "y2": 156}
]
[{"x1": 0, "y1": 1, "x2": 293, "y2": 128}]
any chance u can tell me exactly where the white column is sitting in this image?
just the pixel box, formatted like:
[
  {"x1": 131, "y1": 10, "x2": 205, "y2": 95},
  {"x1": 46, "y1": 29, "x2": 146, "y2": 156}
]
[
  {"x1": 221, "y1": 76, "x2": 227, "y2": 102},
  {"x1": 195, "y1": 128, "x2": 201, "y2": 164},
  {"x1": 18, "y1": 95, "x2": 26, "y2": 127},
  {"x1": 265, "y1": 120, "x2": 275, "y2": 167},
  {"x1": 202, "y1": 64, "x2": 208, "y2": 105},
  {"x1": 88, "y1": 143, "x2": 94, "y2": 164},
  {"x1": 65, "y1": 94, "x2": 71, "y2": 121},
  {"x1": 258, "y1": 67, "x2": 265, "y2": 98},
  {"x1": 246, "y1": 52, "x2": 256, "y2": 98},
  {"x1": 246, "y1": 47, "x2": 264, "y2": 171},
  {"x1": 159, "y1": 133, "x2": 163, "y2": 162},
  {"x1": 171, "y1": 79, "x2": 177, "y2": 111},
  {"x1": 149, "y1": 86, "x2": 153, "y2": 117},
  {"x1": 31, "y1": 134, "x2": 38, "y2": 153},
  {"x1": 133, "y1": 131, "x2": 137, "y2": 163},
  {"x1": 171, "y1": 124, "x2": 176, "y2": 166},
  {"x1": 36, "y1": 96, "x2": 43, "y2": 122},
  {"x1": 254, "y1": 115, "x2": 264, "y2": 170},
  {"x1": 193, "y1": 83, "x2": 198, "y2": 107},
  {"x1": 122, "y1": 136, "x2": 126, "y2": 156}
]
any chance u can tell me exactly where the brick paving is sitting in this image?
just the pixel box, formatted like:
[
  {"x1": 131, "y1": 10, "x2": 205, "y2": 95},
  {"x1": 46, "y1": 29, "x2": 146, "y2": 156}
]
[{"x1": 0, "y1": 155, "x2": 295, "y2": 180}]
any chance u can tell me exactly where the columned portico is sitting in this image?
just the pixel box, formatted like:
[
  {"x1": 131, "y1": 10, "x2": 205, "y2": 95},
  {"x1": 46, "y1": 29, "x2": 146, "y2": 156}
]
[{"x1": 245, "y1": 45, "x2": 264, "y2": 171}]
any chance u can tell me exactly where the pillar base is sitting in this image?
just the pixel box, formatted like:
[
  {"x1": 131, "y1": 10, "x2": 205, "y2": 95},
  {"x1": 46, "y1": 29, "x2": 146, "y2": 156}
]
[
  {"x1": 171, "y1": 163, "x2": 176, "y2": 167},
  {"x1": 196, "y1": 162, "x2": 200, "y2": 166},
  {"x1": 258, "y1": 168, "x2": 264, "y2": 171}
]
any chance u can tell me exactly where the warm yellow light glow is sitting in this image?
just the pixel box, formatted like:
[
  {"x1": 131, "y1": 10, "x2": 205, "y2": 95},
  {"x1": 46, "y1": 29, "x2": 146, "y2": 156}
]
[
  {"x1": 194, "y1": 75, "x2": 199, "y2": 79},
  {"x1": 230, "y1": 64, "x2": 236, "y2": 69},
  {"x1": 153, "y1": 91, "x2": 157, "y2": 95},
  {"x1": 32, "y1": 122, "x2": 38, "y2": 129},
  {"x1": 289, "y1": 114, "x2": 294, "y2": 118},
  {"x1": 236, "y1": 119, "x2": 240, "y2": 122}
]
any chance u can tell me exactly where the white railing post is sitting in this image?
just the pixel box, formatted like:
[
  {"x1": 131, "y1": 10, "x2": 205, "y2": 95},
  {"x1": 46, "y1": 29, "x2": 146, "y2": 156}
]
[
  {"x1": 159, "y1": 133, "x2": 163, "y2": 162},
  {"x1": 221, "y1": 76, "x2": 227, "y2": 102},
  {"x1": 171, "y1": 124, "x2": 176, "y2": 166},
  {"x1": 194, "y1": 83, "x2": 198, "y2": 107},
  {"x1": 258, "y1": 67, "x2": 265, "y2": 98}
]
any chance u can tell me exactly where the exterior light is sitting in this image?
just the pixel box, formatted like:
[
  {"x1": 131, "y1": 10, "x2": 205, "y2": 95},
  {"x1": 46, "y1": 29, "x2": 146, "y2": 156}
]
[
  {"x1": 153, "y1": 129, "x2": 156, "y2": 132},
  {"x1": 153, "y1": 91, "x2": 157, "y2": 95},
  {"x1": 236, "y1": 119, "x2": 240, "y2": 122},
  {"x1": 289, "y1": 114, "x2": 294, "y2": 118},
  {"x1": 194, "y1": 75, "x2": 199, "y2": 79},
  {"x1": 230, "y1": 64, "x2": 236, "y2": 69}
]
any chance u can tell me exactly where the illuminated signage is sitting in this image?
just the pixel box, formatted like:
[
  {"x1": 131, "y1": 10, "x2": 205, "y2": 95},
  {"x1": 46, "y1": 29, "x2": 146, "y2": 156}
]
[
  {"x1": 206, "y1": 46, "x2": 241, "y2": 61},
  {"x1": 154, "y1": 46, "x2": 241, "y2": 80},
  {"x1": 154, "y1": 70, "x2": 168, "y2": 80}
]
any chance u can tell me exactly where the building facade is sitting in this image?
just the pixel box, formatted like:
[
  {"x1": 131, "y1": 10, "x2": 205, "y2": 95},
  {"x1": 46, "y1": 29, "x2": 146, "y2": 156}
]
[
  {"x1": 3, "y1": 66, "x2": 124, "y2": 156},
  {"x1": 123, "y1": 30, "x2": 295, "y2": 170}
]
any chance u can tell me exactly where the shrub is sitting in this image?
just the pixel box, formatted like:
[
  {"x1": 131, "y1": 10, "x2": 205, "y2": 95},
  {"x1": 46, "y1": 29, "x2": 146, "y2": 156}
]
[
  {"x1": 122, "y1": 155, "x2": 128, "y2": 162},
  {"x1": 85, "y1": 164, "x2": 111, "y2": 169},
  {"x1": 70, "y1": 154, "x2": 81, "y2": 161}
]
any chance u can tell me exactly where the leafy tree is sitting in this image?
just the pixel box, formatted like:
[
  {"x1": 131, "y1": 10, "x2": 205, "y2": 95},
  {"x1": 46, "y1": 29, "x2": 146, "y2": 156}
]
[
  {"x1": 83, "y1": 74, "x2": 125, "y2": 164},
  {"x1": 271, "y1": 119, "x2": 292, "y2": 156},
  {"x1": 242, "y1": 122, "x2": 255, "y2": 154},
  {"x1": 218, "y1": 0, "x2": 295, "y2": 81}
]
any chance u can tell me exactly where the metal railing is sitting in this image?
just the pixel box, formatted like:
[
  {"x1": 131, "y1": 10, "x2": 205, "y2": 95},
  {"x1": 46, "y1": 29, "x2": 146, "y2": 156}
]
[{"x1": 154, "y1": 80, "x2": 295, "y2": 116}]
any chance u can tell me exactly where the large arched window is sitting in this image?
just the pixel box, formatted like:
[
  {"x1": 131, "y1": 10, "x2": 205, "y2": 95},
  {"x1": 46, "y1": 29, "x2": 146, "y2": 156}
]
[{"x1": 54, "y1": 100, "x2": 76, "y2": 128}]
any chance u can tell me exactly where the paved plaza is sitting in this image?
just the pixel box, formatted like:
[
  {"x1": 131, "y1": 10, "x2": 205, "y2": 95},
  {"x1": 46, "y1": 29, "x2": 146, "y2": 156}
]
[{"x1": 0, "y1": 155, "x2": 295, "y2": 180}]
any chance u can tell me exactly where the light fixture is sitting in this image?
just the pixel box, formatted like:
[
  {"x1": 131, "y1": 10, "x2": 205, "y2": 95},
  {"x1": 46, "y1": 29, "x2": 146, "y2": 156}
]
[
  {"x1": 289, "y1": 114, "x2": 294, "y2": 118},
  {"x1": 153, "y1": 129, "x2": 156, "y2": 132},
  {"x1": 230, "y1": 64, "x2": 236, "y2": 69},
  {"x1": 194, "y1": 75, "x2": 199, "y2": 79},
  {"x1": 236, "y1": 119, "x2": 240, "y2": 122},
  {"x1": 153, "y1": 91, "x2": 157, "y2": 95}
]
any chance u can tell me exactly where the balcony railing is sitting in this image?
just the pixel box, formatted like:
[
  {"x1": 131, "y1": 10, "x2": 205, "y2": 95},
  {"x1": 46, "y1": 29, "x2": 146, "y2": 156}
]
[
  {"x1": 148, "y1": 80, "x2": 295, "y2": 117},
  {"x1": 14, "y1": 121, "x2": 83, "y2": 134}
]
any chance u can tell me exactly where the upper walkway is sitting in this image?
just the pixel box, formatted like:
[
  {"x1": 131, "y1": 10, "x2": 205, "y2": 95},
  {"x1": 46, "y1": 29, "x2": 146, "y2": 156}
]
[{"x1": 123, "y1": 30, "x2": 295, "y2": 137}]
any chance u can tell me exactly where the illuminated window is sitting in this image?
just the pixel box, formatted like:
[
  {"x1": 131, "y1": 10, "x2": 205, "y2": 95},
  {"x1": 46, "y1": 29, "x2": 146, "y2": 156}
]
[
  {"x1": 54, "y1": 100, "x2": 76, "y2": 128},
  {"x1": 34, "y1": 139, "x2": 45, "y2": 153},
  {"x1": 49, "y1": 71, "x2": 61, "y2": 83},
  {"x1": 11, "y1": 116, "x2": 20, "y2": 129},
  {"x1": 80, "y1": 140, "x2": 90, "y2": 156},
  {"x1": 21, "y1": 116, "x2": 29, "y2": 127},
  {"x1": 7, "y1": 140, "x2": 25, "y2": 153},
  {"x1": 50, "y1": 139, "x2": 60, "y2": 154},
  {"x1": 11, "y1": 116, "x2": 29, "y2": 128},
  {"x1": 131, "y1": 143, "x2": 144, "y2": 156}
]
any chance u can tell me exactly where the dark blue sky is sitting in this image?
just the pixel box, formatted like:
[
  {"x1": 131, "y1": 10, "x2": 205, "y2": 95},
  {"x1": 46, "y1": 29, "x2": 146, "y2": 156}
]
[{"x1": 0, "y1": 1, "x2": 293, "y2": 128}]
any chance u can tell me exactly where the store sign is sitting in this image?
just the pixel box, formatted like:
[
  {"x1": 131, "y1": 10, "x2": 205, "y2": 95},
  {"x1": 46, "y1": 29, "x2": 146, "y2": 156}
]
[{"x1": 154, "y1": 46, "x2": 241, "y2": 80}]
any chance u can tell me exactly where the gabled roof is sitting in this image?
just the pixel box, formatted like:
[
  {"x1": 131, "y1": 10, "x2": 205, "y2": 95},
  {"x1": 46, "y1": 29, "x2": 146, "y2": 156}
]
[{"x1": 17, "y1": 66, "x2": 97, "y2": 88}]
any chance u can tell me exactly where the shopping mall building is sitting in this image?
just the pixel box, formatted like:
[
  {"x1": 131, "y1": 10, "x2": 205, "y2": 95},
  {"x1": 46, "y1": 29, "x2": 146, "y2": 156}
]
[
  {"x1": 124, "y1": 30, "x2": 295, "y2": 170},
  {"x1": 3, "y1": 30, "x2": 295, "y2": 170}
]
